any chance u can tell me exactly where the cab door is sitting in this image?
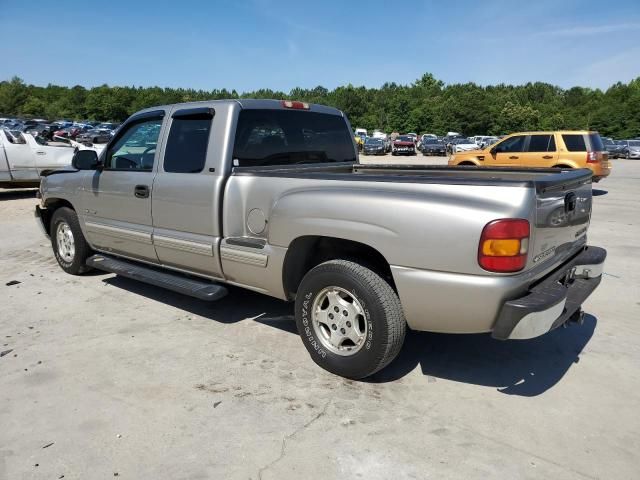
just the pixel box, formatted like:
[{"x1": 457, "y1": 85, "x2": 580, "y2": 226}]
[
  {"x1": 521, "y1": 134, "x2": 558, "y2": 167},
  {"x1": 151, "y1": 107, "x2": 224, "y2": 279},
  {"x1": 82, "y1": 111, "x2": 165, "y2": 262},
  {"x1": 489, "y1": 134, "x2": 525, "y2": 167}
]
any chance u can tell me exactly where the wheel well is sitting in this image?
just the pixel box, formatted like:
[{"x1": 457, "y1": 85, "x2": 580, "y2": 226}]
[
  {"x1": 553, "y1": 164, "x2": 573, "y2": 169},
  {"x1": 42, "y1": 198, "x2": 74, "y2": 235},
  {"x1": 282, "y1": 236, "x2": 395, "y2": 300},
  {"x1": 458, "y1": 161, "x2": 477, "y2": 166}
]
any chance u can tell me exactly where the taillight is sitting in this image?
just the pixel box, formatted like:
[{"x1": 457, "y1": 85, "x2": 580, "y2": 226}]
[
  {"x1": 478, "y1": 219, "x2": 530, "y2": 273},
  {"x1": 586, "y1": 151, "x2": 598, "y2": 163},
  {"x1": 281, "y1": 100, "x2": 310, "y2": 110}
]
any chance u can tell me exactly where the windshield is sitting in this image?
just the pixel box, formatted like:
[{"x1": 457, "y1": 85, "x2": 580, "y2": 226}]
[
  {"x1": 629, "y1": 140, "x2": 640, "y2": 147},
  {"x1": 233, "y1": 110, "x2": 356, "y2": 167},
  {"x1": 365, "y1": 138, "x2": 382, "y2": 145},
  {"x1": 397, "y1": 135, "x2": 413, "y2": 142},
  {"x1": 424, "y1": 139, "x2": 439, "y2": 144}
]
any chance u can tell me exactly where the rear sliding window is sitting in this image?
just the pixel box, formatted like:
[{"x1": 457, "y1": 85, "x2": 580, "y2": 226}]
[{"x1": 233, "y1": 109, "x2": 356, "y2": 167}]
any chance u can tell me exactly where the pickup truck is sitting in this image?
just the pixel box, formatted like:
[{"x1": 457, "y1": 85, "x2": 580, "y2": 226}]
[
  {"x1": 35, "y1": 99, "x2": 606, "y2": 379},
  {"x1": 1, "y1": 129, "x2": 75, "y2": 188}
]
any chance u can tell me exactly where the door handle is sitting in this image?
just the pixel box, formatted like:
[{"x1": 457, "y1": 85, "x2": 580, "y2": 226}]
[
  {"x1": 134, "y1": 185, "x2": 150, "y2": 198},
  {"x1": 542, "y1": 155, "x2": 553, "y2": 159},
  {"x1": 36, "y1": 151, "x2": 46, "y2": 155},
  {"x1": 509, "y1": 156, "x2": 519, "y2": 159}
]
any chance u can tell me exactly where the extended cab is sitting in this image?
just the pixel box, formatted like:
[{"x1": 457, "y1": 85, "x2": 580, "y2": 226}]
[
  {"x1": 449, "y1": 131, "x2": 611, "y2": 182},
  {"x1": 36, "y1": 100, "x2": 606, "y2": 379}
]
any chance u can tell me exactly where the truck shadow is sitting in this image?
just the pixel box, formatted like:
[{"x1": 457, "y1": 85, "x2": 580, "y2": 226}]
[
  {"x1": 592, "y1": 189, "x2": 608, "y2": 196},
  {"x1": 101, "y1": 275, "x2": 596, "y2": 396},
  {"x1": 102, "y1": 276, "x2": 295, "y2": 326},
  {"x1": 0, "y1": 189, "x2": 37, "y2": 200},
  {"x1": 369, "y1": 314, "x2": 597, "y2": 396}
]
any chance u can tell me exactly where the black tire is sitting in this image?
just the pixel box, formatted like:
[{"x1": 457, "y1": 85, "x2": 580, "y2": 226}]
[
  {"x1": 50, "y1": 207, "x2": 93, "y2": 275},
  {"x1": 626, "y1": 151, "x2": 630, "y2": 159},
  {"x1": 295, "y1": 260, "x2": 406, "y2": 379}
]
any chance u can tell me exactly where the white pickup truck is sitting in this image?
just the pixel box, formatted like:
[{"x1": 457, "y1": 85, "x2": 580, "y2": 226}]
[{"x1": 0, "y1": 129, "x2": 75, "y2": 188}]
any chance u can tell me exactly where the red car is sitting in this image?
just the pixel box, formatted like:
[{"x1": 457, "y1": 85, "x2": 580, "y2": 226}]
[{"x1": 391, "y1": 135, "x2": 416, "y2": 156}]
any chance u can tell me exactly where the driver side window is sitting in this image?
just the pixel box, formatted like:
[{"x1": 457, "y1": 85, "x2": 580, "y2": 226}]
[
  {"x1": 495, "y1": 135, "x2": 525, "y2": 153},
  {"x1": 105, "y1": 118, "x2": 163, "y2": 171}
]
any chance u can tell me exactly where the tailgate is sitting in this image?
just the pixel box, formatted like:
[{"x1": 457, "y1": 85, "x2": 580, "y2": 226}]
[{"x1": 529, "y1": 169, "x2": 593, "y2": 270}]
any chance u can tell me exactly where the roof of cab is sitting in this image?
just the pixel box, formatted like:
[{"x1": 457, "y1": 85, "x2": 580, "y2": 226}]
[{"x1": 133, "y1": 99, "x2": 343, "y2": 117}]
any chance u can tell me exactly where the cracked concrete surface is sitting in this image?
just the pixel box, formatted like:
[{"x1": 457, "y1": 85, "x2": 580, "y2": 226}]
[{"x1": 1, "y1": 157, "x2": 639, "y2": 479}]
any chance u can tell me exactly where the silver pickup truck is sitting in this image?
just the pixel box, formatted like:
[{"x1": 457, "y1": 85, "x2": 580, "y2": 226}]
[{"x1": 35, "y1": 100, "x2": 606, "y2": 379}]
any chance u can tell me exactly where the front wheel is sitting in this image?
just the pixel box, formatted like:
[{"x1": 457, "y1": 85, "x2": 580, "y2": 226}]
[
  {"x1": 295, "y1": 260, "x2": 406, "y2": 379},
  {"x1": 51, "y1": 207, "x2": 93, "y2": 275}
]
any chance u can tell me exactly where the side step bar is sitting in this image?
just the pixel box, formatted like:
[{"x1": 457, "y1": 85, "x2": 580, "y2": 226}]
[{"x1": 86, "y1": 254, "x2": 228, "y2": 301}]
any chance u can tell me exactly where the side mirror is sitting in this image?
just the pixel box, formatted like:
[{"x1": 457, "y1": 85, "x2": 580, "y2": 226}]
[
  {"x1": 72, "y1": 149, "x2": 100, "y2": 170},
  {"x1": 490, "y1": 146, "x2": 497, "y2": 155}
]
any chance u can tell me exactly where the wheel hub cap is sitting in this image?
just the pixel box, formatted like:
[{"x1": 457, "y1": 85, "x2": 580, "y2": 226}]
[
  {"x1": 56, "y1": 222, "x2": 75, "y2": 263},
  {"x1": 312, "y1": 286, "x2": 367, "y2": 356}
]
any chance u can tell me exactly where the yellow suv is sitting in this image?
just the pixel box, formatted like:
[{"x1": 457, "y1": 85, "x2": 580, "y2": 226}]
[{"x1": 449, "y1": 131, "x2": 611, "y2": 182}]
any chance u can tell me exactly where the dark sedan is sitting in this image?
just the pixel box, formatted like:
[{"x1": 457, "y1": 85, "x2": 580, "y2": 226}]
[
  {"x1": 421, "y1": 138, "x2": 447, "y2": 156},
  {"x1": 362, "y1": 138, "x2": 386, "y2": 155}
]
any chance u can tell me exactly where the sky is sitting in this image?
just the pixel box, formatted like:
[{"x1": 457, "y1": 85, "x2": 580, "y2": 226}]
[{"x1": 1, "y1": 0, "x2": 639, "y2": 92}]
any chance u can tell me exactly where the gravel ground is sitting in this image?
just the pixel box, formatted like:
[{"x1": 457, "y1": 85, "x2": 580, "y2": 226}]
[{"x1": 0, "y1": 158, "x2": 638, "y2": 479}]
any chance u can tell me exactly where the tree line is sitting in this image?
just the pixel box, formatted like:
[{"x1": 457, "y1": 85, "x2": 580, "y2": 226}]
[{"x1": 1, "y1": 74, "x2": 639, "y2": 138}]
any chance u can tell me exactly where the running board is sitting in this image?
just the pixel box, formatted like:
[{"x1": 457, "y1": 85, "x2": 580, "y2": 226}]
[{"x1": 86, "y1": 254, "x2": 228, "y2": 301}]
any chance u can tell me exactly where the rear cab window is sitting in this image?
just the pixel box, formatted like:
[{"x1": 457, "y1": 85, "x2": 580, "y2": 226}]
[
  {"x1": 164, "y1": 110, "x2": 213, "y2": 173},
  {"x1": 233, "y1": 109, "x2": 356, "y2": 167}
]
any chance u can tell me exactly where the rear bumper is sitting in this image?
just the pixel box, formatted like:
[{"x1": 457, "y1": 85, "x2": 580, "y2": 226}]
[{"x1": 491, "y1": 246, "x2": 606, "y2": 340}]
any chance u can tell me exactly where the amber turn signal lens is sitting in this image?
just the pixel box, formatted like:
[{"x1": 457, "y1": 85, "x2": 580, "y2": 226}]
[{"x1": 481, "y1": 238, "x2": 521, "y2": 257}]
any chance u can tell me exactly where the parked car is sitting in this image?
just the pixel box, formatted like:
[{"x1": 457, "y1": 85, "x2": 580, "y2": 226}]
[
  {"x1": 35, "y1": 99, "x2": 606, "y2": 379},
  {"x1": 24, "y1": 123, "x2": 57, "y2": 141},
  {"x1": 607, "y1": 140, "x2": 627, "y2": 158},
  {"x1": 449, "y1": 131, "x2": 611, "y2": 182},
  {"x1": 625, "y1": 140, "x2": 640, "y2": 159},
  {"x1": 96, "y1": 122, "x2": 119, "y2": 131},
  {"x1": 76, "y1": 128, "x2": 112, "y2": 144},
  {"x1": 420, "y1": 138, "x2": 447, "y2": 156},
  {"x1": 371, "y1": 131, "x2": 391, "y2": 152},
  {"x1": 481, "y1": 136, "x2": 500, "y2": 148},
  {"x1": 362, "y1": 137, "x2": 386, "y2": 155},
  {"x1": 418, "y1": 133, "x2": 437, "y2": 149},
  {"x1": 453, "y1": 138, "x2": 479, "y2": 153},
  {"x1": 0, "y1": 128, "x2": 75, "y2": 187},
  {"x1": 391, "y1": 135, "x2": 416, "y2": 155}
]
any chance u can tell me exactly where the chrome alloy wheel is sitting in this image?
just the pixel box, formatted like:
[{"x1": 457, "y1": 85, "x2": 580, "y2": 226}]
[
  {"x1": 312, "y1": 286, "x2": 367, "y2": 356},
  {"x1": 56, "y1": 221, "x2": 75, "y2": 263}
]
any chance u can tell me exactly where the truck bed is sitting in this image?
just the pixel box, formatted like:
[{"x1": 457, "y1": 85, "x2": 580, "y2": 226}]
[{"x1": 232, "y1": 162, "x2": 593, "y2": 192}]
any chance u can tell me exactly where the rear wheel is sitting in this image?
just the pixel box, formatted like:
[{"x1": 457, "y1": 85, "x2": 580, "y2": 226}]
[
  {"x1": 295, "y1": 260, "x2": 406, "y2": 379},
  {"x1": 51, "y1": 207, "x2": 93, "y2": 275}
]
